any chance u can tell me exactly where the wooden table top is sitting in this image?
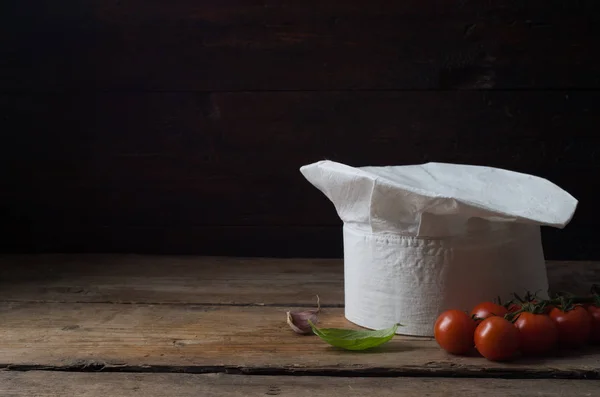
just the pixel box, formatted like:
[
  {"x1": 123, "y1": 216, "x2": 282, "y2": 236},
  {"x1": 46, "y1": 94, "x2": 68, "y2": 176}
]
[{"x1": 0, "y1": 254, "x2": 599, "y2": 396}]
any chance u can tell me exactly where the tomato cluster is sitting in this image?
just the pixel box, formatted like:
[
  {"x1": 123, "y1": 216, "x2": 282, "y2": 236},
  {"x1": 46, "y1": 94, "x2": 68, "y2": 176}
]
[{"x1": 434, "y1": 293, "x2": 600, "y2": 362}]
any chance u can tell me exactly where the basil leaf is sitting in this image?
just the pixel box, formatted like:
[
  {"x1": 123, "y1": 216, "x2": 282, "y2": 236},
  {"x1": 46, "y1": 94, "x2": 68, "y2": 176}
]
[{"x1": 309, "y1": 321, "x2": 400, "y2": 351}]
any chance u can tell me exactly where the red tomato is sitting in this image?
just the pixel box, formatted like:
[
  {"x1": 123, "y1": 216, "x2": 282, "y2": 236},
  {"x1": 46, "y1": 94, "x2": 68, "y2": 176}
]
[
  {"x1": 549, "y1": 306, "x2": 592, "y2": 348},
  {"x1": 471, "y1": 302, "x2": 508, "y2": 324},
  {"x1": 514, "y1": 312, "x2": 558, "y2": 355},
  {"x1": 474, "y1": 316, "x2": 520, "y2": 361},
  {"x1": 434, "y1": 310, "x2": 476, "y2": 355},
  {"x1": 543, "y1": 304, "x2": 555, "y2": 314},
  {"x1": 585, "y1": 305, "x2": 600, "y2": 344}
]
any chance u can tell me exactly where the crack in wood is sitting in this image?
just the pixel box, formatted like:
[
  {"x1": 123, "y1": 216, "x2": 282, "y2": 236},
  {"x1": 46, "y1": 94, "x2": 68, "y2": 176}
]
[{"x1": 1, "y1": 363, "x2": 598, "y2": 380}]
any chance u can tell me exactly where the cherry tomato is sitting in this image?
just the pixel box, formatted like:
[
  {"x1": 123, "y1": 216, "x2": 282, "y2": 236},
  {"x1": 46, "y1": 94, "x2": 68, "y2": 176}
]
[
  {"x1": 585, "y1": 305, "x2": 600, "y2": 344},
  {"x1": 474, "y1": 316, "x2": 520, "y2": 361},
  {"x1": 471, "y1": 302, "x2": 508, "y2": 324},
  {"x1": 514, "y1": 312, "x2": 558, "y2": 355},
  {"x1": 434, "y1": 310, "x2": 476, "y2": 355},
  {"x1": 549, "y1": 306, "x2": 592, "y2": 348}
]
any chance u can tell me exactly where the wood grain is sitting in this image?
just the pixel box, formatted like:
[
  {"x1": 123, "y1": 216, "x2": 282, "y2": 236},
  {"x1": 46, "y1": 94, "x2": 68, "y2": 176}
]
[
  {"x1": 2, "y1": 0, "x2": 599, "y2": 91},
  {"x1": 0, "y1": 302, "x2": 599, "y2": 378},
  {"x1": 0, "y1": 255, "x2": 344, "y2": 305},
  {"x1": 1, "y1": 372, "x2": 598, "y2": 397},
  {"x1": 1, "y1": 90, "x2": 599, "y2": 258},
  {"x1": 0, "y1": 255, "x2": 598, "y2": 305}
]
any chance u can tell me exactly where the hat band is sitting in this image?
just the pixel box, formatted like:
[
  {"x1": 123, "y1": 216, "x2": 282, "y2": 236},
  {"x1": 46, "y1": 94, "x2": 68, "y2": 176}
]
[{"x1": 342, "y1": 223, "x2": 548, "y2": 337}]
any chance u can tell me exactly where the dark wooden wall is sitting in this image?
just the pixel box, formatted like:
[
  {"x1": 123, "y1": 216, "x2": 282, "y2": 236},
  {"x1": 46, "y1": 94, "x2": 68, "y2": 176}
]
[{"x1": 1, "y1": 0, "x2": 599, "y2": 259}]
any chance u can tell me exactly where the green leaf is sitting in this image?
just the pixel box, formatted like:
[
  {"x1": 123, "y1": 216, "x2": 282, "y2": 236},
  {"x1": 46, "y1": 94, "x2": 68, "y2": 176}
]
[{"x1": 308, "y1": 321, "x2": 400, "y2": 351}]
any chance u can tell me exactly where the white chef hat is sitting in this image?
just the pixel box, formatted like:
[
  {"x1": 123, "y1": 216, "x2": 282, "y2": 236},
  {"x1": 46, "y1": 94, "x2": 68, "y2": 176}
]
[{"x1": 300, "y1": 160, "x2": 578, "y2": 337}]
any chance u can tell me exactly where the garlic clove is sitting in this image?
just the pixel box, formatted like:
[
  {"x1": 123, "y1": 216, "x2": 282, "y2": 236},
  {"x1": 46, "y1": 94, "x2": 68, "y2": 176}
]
[
  {"x1": 286, "y1": 295, "x2": 321, "y2": 335},
  {"x1": 287, "y1": 310, "x2": 319, "y2": 334}
]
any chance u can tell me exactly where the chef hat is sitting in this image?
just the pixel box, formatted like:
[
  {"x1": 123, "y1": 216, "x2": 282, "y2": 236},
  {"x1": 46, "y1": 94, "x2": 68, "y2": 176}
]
[{"x1": 301, "y1": 160, "x2": 578, "y2": 336}]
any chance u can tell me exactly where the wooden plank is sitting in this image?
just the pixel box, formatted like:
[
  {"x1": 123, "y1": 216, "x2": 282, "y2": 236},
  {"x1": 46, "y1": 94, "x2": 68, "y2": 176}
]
[
  {"x1": 3, "y1": 90, "x2": 597, "y2": 182},
  {"x1": 1, "y1": 91, "x2": 598, "y2": 218},
  {"x1": 0, "y1": 255, "x2": 344, "y2": 305},
  {"x1": 0, "y1": 224, "x2": 598, "y2": 261},
  {"x1": 1, "y1": 372, "x2": 599, "y2": 397},
  {"x1": 2, "y1": 90, "x2": 599, "y2": 258},
  {"x1": 4, "y1": 91, "x2": 598, "y2": 179},
  {"x1": 0, "y1": 255, "x2": 598, "y2": 305},
  {"x1": 2, "y1": 0, "x2": 599, "y2": 91},
  {"x1": 0, "y1": 225, "x2": 348, "y2": 259},
  {"x1": 0, "y1": 302, "x2": 599, "y2": 378}
]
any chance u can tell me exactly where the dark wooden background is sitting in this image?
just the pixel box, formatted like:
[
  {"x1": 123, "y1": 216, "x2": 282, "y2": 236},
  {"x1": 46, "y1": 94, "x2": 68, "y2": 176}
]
[{"x1": 1, "y1": 0, "x2": 599, "y2": 259}]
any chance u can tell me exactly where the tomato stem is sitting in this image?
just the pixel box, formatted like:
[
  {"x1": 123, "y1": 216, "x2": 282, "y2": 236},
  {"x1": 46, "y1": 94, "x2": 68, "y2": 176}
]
[{"x1": 502, "y1": 289, "x2": 598, "y2": 317}]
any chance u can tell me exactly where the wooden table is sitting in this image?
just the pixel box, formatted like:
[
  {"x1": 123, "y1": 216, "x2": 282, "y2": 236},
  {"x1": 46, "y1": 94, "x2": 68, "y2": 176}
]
[{"x1": 0, "y1": 255, "x2": 599, "y2": 396}]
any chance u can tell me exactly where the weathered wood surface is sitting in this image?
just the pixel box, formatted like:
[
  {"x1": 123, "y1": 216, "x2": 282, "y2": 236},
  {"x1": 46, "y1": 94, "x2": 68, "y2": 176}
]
[
  {"x1": 2, "y1": 2, "x2": 599, "y2": 260},
  {"x1": 0, "y1": 257, "x2": 599, "y2": 379},
  {"x1": 2, "y1": 0, "x2": 599, "y2": 91},
  {"x1": 0, "y1": 302, "x2": 599, "y2": 378},
  {"x1": 1, "y1": 372, "x2": 598, "y2": 397},
  {"x1": 1, "y1": 91, "x2": 599, "y2": 258},
  {"x1": 0, "y1": 255, "x2": 598, "y2": 304},
  {"x1": 5, "y1": 92, "x2": 598, "y2": 192},
  {"x1": 0, "y1": 255, "x2": 344, "y2": 305}
]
